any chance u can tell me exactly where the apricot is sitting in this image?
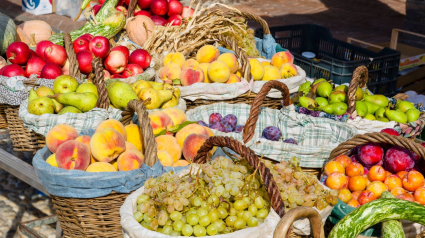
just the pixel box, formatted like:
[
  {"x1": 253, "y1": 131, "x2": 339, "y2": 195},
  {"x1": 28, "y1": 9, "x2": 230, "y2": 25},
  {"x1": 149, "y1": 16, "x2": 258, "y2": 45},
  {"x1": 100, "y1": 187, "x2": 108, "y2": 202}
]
[
  {"x1": 358, "y1": 190, "x2": 377, "y2": 205},
  {"x1": 248, "y1": 58, "x2": 264, "y2": 81},
  {"x1": 384, "y1": 175, "x2": 402, "y2": 191},
  {"x1": 217, "y1": 53, "x2": 239, "y2": 73},
  {"x1": 208, "y1": 61, "x2": 230, "y2": 83},
  {"x1": 338, "y1": 188, "x2": 352, "y2": 203},
  {"x1": 95, "y1": 119, "x2": 127, "y2": 140},
  {"x1": 156, "y1": 135, "x2": 181, "y2": 163},
  {"x1": 324, "y1": 161, "x2": 345, "y2": 176},
  {"x1": 46, "y1": 154, "x2": 58, "y2": 167},
  {"x1": 326, "y1": 172, "x2": 348, "y2": 190},
  {"x1": 391, "y1": 187, "x2": 406, "y2": 197},
  {"x1": 334, "y1": 155, "x2": 351, "y2": 168},
  {"x1": 117, "y1": 150, "x2": 144, "y2": 171},
  {"x1": 162, "y1": 108, "x2": 187, "y2": 126},
  {"x1": 280, "y1": 62, "x2": 298, "y2": 79},
  {"x1": 148, "y1": 111, "x2": 174, "y2": 135},
  {"x1": 396, "y1": 193, "x2": 415, "y2": 202},
  {"x1": 198, "y1": 63, "x2": 211, "y2": 83},
  {"x1": 176, "y1": 124, "x2": 209, "y2": 149},
  {"x1": 348, "y1": 176, "x2": 367, "y2": 192},
  {"x1": 181, "y1": 59, "x2": 199, "y2": 69},
  {"x1": 56, "y1": 140, "x2": 91, "y2": 170},
  {"x1": 367, "y1": 181, "x2": 388, "y2": 198},
  {"x1": 397, "y1": 171, "x2": 408, "y2": 179},
  {"x1": 125, "y1": 124, "x2": 143, "y2": 152},
  {"x1": 196, "y1": 45, "x2": 220, "y2": 63},
  {"x1": 158, "y1": 150, "x2": 174, "y2": 166},
  {"x1": 262, "y1": 65, "x2": 281, "y2": 81},
  {"x1": 46, "y1": 124, "x2": 78, "y2": 153},
  {"x1": 414, "y1": 187, "x2": 425, "y2": 205},
  {"x1": 90, "y1": 128, "x2": 126, "y2": 163},
  {"x1": 402, "y1": 171, "x2": 424, "y2": 192},
  {"x1": 158, "y1": 63, "x2": 182, "y2": 83},
  {"x1": 226, "y1": 74, "x2": 241, "y2": 84},
  {"x1": 346, "y1": 162, "x2": 364, "y2": 177},
  {"x1": 163, "y1": 52, "x2": 185, "y2": 67},
  {"x1": 368, "y1": 165, "x2": 386, "y2": 182},
  {"x1": 182, "y1": 133, "x2": 209, "y2": 162},
  {"x1": 347, "y1": 199, "x2": 360, "y2": 208},
  {"x1": 261, "y1": 61, "x2": 270, "y2": 66},
  {"x1": 173, "y1": 160, "x2": 190, "y2": 167},
  {"x1": 86, "y1": 162, "x2": 117, "y2": 172},
  {"x1": 271, "y1": 51, "x2": 294, "y2": 69},
  {"x1": 351, "y1": 191, "x2": 362, "y2": 201}
]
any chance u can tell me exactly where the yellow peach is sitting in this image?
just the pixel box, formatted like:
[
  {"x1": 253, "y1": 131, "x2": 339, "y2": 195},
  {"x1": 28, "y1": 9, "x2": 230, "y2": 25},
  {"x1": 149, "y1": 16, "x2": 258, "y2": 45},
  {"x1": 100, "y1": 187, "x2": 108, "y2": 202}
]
[
  {"x1": 280, "y1": 62, "x2": 298, "y2": 79},
  {"x1": 271, "y1": 51, "x2": 294, "y2": 69},
  {"x1": 158, "y1": 150, "x2": 174, "y2": 166},
  {"x1": 86, "y1": 162, "x2": 117, "y2": 172},
  {"x1": 181, "y1": 65, "x2": 205, "y2": 86},
  {"x1": 181, "y1": 59, "x2": 199, "y2": 69},
  {"x1": 148, "y1": 111, "x2": 174, "y2": 135},
  {"x1": 95, "y1": 119, "x2": 127, "y2": 140},
  {"x1": 75, "y1": 135, "x2": 96, "y2": 163},
  {"x1": 226, "y1": 74, "x2": 241, "y2": 84},
  {"x1": 111, "y1": 160, "x2": 118, "y2": 170},
  {"x1": 261, "y1": 61, "x2": 271, "y2": 66},
  {"x1": 262, "y1": 65, "x2": 281, "y2": 81},
  {"x1": 156, "y1": 135, "x2": 182, "y2": 163},
  {"x1": 46, "y1": 154, "x2": 58, "y2": 167},
  {"x1": 163, "y1": 52, "x2": 185, "y2": 67},
  {"x1": 46, "y1": 124, "x2": 78, "y2": 153},
  {"x1": 117, "y1": 150, "x2": 144, "y2": 171},
  {"x1": 158, "y1": 63, "x2": 181, "y2": 84},
  {"x1": 217, "y1": 53, "x2": 239, "y2": 73},
  {"x1": 173, "y1": 160, "x2": 190, "y2": 167},
  {"x1": 125, "y1": 124, "x2": 143, "y2": 152},
  {"x1": 208, "y1": 61, "x2": 230, "y2": 83},
  {"x1": 56, "y1": 140, "x2": 91, "y2": 170},
  {"x1": 198, "y1": 63, "x2": 211, "y2": 83},
  {"x1": 236, "y1": 71, "x2": 242, "y2": 78},
  {"x1": 196, "y1": 45, "x2": 220, "y2": 63},
  {"x1": 182, "y1": 134, "x2": 209, "y2": 162},
  {"x1": 125, "y1": 141, "x2": 137, "y2": 151},
  {"x1": 90, "y1": 128, "x2": 126, "y2": 163},
  {"x1": 176, "y1": 124, "x2": 209, "y2": 149},
  {"x1": 248, "y1": 58, "x2": 265, "y2": 81},
  {"x1": 162, "y1": 108, "x2": 187, "y2": 125}
]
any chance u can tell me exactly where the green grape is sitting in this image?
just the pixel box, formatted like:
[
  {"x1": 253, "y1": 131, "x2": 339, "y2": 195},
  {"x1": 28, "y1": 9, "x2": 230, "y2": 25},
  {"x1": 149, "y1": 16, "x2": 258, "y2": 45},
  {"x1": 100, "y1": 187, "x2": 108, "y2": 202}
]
[
  {"x1": 242, "y1": 197, "x2": 252, "y2": 206},
  {"x1": 200, "y1": 201, "x2": 208, "y2": 210},
  {"x1": 187, "y1": 209, "x2": 198, "y2": 216},
  {"x1": 173, "y1": 220, "x2": 184, "y2": 232},
  {"x1": 193, "y1": 197, "x2": 202, "y2": 207},
  {"x1": 234, "y1": 200, "x2": 248, "y2": 210},
  {"x1": 193, "y1": 225, "x2": 206, "y2": 237},
  {"x1": 137, "y1": 194, "x2": 150, "y2": 204},
  {"x1": 208, "y1": 209, "x2": 219, "y2": 222},
  {"x1": 237, "y1": 210, "x2": 244, "y2": 218},
  {"x1": 170, "y1": 231, "x2": 181, "y2": 236},
  {"x1": 242, "y1": 211, "x2": 253, "y2": 222},
  {"x1": 217, "y1": 207, "x2": 228, "y2": 219},
  {"x1": 149, "y1": 219, "x2": 158, "y2": 230},
  {"x1": 257, "y1": 208, "x2": 268, "y2": 219},
  {"x1": 225, "y1": 215, "x2": 237, "y2": 226},
  {"x1": 165, "y1": 220, "x2": 172, "y2": 226},
  {"x1": 158, "y1": 210, "x2": 168, "y2": 225},
  {"x1": 213, "y1": 220, "x2": 226, "y2": 232},
  {"x1": 248, "y1": 204, "x2": 258, "y2": 216},
  {"x1": 219, "y1": 202, "x2": 229, "y2": 210},
  {"x1": 197, "y1": 208, "x2": 208, "y2": 217},
  {"x1": 247, "y1": 217, "x2": 259, "y2": 227},
  {"x1": 233, "y1": 218, "x2": 246, "y2": 229},
  {"x1": 199, "y1": 215, "x2": 211, "y2": 227},
  {"x1": 182, "y1": 224, "x2": 193, "y2": 236},
  {"x1": 156, "y1": 228, "x2": 163, "y2": 233},
  {"x1": 208, "y1": 194, "x2": 220, "y2": 206},
  {"x1": 138, "y1": 202, "x2": 150, "y2": 213},
  {"x1": 206, "y1": 224, "x2": 218, "y2": 236},
  {"x1": 143, "y1": 213, "x2": 152, "y2": 223},
  {"x1": 229, "y1": 207, "x2": 237, "y2": 216},
  {"x1": 141, "y1": 221, "x2": 152, "y2": 230},
  {"x1": 134, "y1": 211, "x2": 143, "y2": 222},
  {"x1": 180, "y1": 216, "x2": 187, "y2": 224},
  {"x1": 170, "y1": 211, "x2": 182, "y2": 221},
  {"x1": 255, "y1": 196, "x2": 265, "y2": 209},
  {"x1": 187, "y1": 214, "x2": 199, "y2": 226},
  {"x1": 162, "y1": 225, "x2": 173, "y2": 235}
]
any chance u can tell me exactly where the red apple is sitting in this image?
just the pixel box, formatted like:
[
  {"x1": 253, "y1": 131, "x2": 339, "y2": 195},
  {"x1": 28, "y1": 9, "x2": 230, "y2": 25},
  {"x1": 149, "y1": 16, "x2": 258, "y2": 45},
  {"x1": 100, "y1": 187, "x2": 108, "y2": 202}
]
[
  {"x1": 168, "y1": 0, "x2": 182, "y2": 16},
  {"x1": 79, "y1": 33, "x2": 94, "y2": 42},
  {"x1": 6, "y1": 42, "x2": 30, "y2": 65},
  {"x1": 111, "y1": 46, "x2": 130, "y2": 60},
  {"x1": 168, "y1": 14, "x2": 182, "y2": 26},
  {"x1": 129, "y1": 49, "x2": 151, "y2": 69},
  {"x1": 116, "y1": 6, "x2": 128, "y2": 16},
  {"x1": 89, "y1": 36, "x2": 110, "y2": 59},
  {"x1": 25, "y1": 57, "x2": 46, "y2": 77},
  {"x1": 111, "y1": 74, "x2": 124, "y2": 78},
  {"x1": 124, "y1": 0, "x2": 131, "y2": 5},
  {"x1": 99, "y1": 0, "x2": 105, "y2": 4},
  {"x1": 35, "y1": 41, "x2": 54, "y2": 60},
  {"x1": 44, "y1": 45, "x2": 67, "y2": 67},
  {"x1": 92, "y1": 4, "x2": 102, "y2": 15},
  {"x1": 103, "y1": 70, "x2": 111, "y2": 80},
  {"x1": 40, "y1": 63, "x2": 63, "y2": 79},
  {"x1": 118, "y1": 0, "x2": 124, "y2": 5},
  {"x1": 1, "y1": 64, "x2": 25, "y2": 77},
  {"x1": 380, "y1": 128, "x2": 400, "y2": 136},
  {"x1": 29, "y1": 49, "x2": 37, "y2": 58},
  {"x1": 138, "y1": 0, "x2": 152, "y2": 9},
  {"x1": 150, "y1": 0, "x2": 168, "y2": 15},
  {"x1": 104, "y1": 51, "x2": 127, "y2": 74},
  {"x1": 73, "y1": 38, "x2": 90, "y2": 54},
  {"x1": 122, "y1": 64, "x2": 144, "y2": 77},
  {"x1": 151, "y1": 15, "x2": 167, "y2": 26},
  {"x1": 181, "y1": 6, "x2": 194, "y2": 18},
  {"x1": 135, "y1": 10, "x2": 151, "y2": 17},
  {"x1": 76, "y1": 50, "x2": 94, "y2": 74}
]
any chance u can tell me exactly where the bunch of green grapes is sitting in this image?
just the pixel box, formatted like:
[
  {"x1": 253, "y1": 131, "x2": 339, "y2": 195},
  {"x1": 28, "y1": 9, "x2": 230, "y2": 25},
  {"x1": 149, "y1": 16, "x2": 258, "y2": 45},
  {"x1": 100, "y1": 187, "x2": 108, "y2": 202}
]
[
  {"x1": 223, "y1": 23, "x2": 260, "y2": 57},
  {"x1": 263, "y1": 157, "x2": 339, "y2": 211},
  {"x1": 134, "y1": 156, "x2": 270, "y2": 236}
]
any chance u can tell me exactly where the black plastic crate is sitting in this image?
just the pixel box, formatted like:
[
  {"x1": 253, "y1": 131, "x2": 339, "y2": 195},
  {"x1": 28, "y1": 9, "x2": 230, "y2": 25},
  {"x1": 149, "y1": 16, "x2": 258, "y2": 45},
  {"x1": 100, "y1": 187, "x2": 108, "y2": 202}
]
[{"x1": 255, "y1": 24, "x2": 401, "y2": 96}]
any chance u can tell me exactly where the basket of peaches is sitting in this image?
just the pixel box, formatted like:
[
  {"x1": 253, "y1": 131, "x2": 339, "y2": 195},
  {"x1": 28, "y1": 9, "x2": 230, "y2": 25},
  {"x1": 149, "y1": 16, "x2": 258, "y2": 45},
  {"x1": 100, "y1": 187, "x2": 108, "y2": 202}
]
[{"x1": 321, "y1": 129, "x2": 425, "y2": 234}]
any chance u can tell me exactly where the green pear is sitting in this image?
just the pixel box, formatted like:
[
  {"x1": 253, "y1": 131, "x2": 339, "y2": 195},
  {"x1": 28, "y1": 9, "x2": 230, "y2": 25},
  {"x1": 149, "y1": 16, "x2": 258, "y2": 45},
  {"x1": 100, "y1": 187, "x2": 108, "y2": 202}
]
[
  {"x1": 299, "y1": 80, "x2": 311, "y2": 95},
  {"x1": 364, "y1": 114, "x2": 376, "y2": 121},
  {"x1": 332, "y1": 102, "x2": 348, "y2": 115},
  {"x1": 364, "y1": 95, "x2": 389, "y2": 108},
  {"x1": 364, "y1": 101, "x2": 380, "y2": 114},
  {"x1": 313, "y1": 78, "x2": 326, "y2": 85},
  {"x1": 36, "y1": 86, "x2": 54, "y2": 97},
  {"x1": 329, "y1": 91, "x2": 347, "y2": 104},
  {"x1": 377, "y1": 117, "x2": 389, "y2": 122},
  {"x1": 356, "y1": 87, "x2": 364, "y2": 101},
  {"x1": 315, "y1": 97, "x2": 329, "y2": 109},
  {"x1": 28, "y1": 89, "x2": 38, "y2": 102},
  {"x1": 107, "y1": 81, "x2": 138, "y2": 110},
  {"x1": 299, "y1": 96, "x2": 318, "y2": 110},
  {"x1": 316, "y1": 82, "x2": 333, "y2": 97},
  {"x1": 406, "y1": 108, "x2": 421, "y2": 123},
  {"x1": 49, "y1": 92, "x2": 98, "y2": 112},
  {"x1": 76, "y1": 83, "x2": 99, "y2": 98},
  {"x1": 375, "y1": 107, "x2": 386, "y2": 118},
  {"x1": 52, "y1": 99, "x2": 63, "y2": 114},
  {"x1": 53, "y1": 75, "x2": 79, "y2": 94},
  {"x1": 355, "y1": 101, "x2": 368, "y2": 117},
  {"x1": 396, "y1": 101, "x2": 415, "y2": 113},
  {"x1": 385, "y1": 108, "x2": 407, "y2": 124},
  {"x1": 28, "y1": 97, "x2": 55, "y2": 115},
  {"x1": 323, "y1": 105, "x2": 334, "y2": 114},
  {"x1": 334, "y1": 85, "x2": 348, "y2": 94},
  {"x1": 58, "y1": 106, "x2": 82, "y2": 115}
]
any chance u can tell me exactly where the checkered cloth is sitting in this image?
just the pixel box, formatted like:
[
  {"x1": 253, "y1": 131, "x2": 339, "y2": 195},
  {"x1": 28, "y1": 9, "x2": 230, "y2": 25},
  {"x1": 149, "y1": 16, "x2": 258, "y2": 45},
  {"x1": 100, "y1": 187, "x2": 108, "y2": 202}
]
[{"x1": 186, "y1": 103, "x2": 358, "y2": 168}]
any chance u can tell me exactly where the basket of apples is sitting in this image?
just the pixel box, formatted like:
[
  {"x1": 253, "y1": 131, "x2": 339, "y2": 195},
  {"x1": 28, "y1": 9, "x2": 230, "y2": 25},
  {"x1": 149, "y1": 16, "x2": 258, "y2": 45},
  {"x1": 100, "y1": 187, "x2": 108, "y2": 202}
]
[{"x1": 321, "y1": 130, "x2": 425, "y2": 237}]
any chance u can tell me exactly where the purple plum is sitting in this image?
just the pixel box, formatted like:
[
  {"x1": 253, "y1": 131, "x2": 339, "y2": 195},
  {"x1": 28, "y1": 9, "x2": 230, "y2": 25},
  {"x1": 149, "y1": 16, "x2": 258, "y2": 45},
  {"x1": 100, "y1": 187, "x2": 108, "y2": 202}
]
[
  {"x1": 209, "y1": 113, "x2": 223, "y2": 124},
  {"x1": 262, "y1": 126, "x2": 282, "y2": 141},
  {"x1": 222, "y1": 121, "x2": 234, "y2": 133},
  {"x1": 223, "y1": 114, "x2": 237, "y2": 128},
  {"x1": 384, "y1": 146, "x2": 415, "y2": 173},
  {"x1": 197, "y1": 120, "x2": 208, "y2": 127},
  {"x1": 209, "y1": 122, "x2": 225, "y2": 132},
  {"x1": 234, "y1": 125, "x2": 244, "y2": 133},
  {"x1": 283, "y1": 138, "x2": 298, "y2": 145}
]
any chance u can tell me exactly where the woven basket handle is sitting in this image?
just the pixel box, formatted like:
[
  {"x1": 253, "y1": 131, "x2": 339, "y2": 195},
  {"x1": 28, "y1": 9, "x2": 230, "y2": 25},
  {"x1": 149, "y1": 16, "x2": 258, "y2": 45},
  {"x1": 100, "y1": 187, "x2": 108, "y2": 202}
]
[
  {"x1": 329, "y1": 132, "x2": 425, "y2": 162},
  {"x1": 273, "y1": 207, "x2": 324, "y2": 238},
  {"x1": 91, "y1": 58, "x2": 109, "y2": 110},
  {"x1": 120, "y1": 99, "x2": 158, "y2": 167},
  {"x1": 63, "y1": 33, "x2": 81, "y2": 80},
  {"x1": 347, "y1": 65, "x2": 369, "y2": 114},
  {"x1": 239, "y1": 11, "x2": 270, "y2": 35},
  {"x1": 193, "y1": 136, "x2": 286, "y2": 217},
  {"x1": 126, "y1": 0, "x2": 138, "y2": 19},
  {"x1": 243, "y1": 81, "x2": 292, "y2": 143}
]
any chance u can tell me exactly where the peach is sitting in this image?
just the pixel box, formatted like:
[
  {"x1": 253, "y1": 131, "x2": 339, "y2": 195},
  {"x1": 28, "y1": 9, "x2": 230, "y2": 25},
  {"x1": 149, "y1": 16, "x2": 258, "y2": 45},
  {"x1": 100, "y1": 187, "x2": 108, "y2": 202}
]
[
  {"x1": 402, "y1": 170, "x2": 424, "y2": 192},
  {"x1": 280, "y1": 63, "x2": 298, "y2": 79},
  {"x1": 162, "y1": 108, "x2": 187, "y2": 126},
  {"x1": 384, "y1": 175, "x2": 402, "y2": 191},
  {"x1": 248, "y1": 58, "x2": 265, "y2": 81},
  {"x1": 156, "y1": 135, "x2": 181, "y2": 163},
  {"x1": 358, "y1": 190, "x2": 377, "y2": 205},
  {"x1": 125, "y1": 141, "x2": 137, "y2": 151},
  {"x1": 351, "y1": 191, "x2": 362, "y2": 201},
  {"x1": 95, "y1": 119, "x2": 127, "y2": 140},
  {"x1": 163, "y1": 52, "x2": 185, "y2": 67},
  {"x1": 117, "y1": 150, "x2": 144, "y2": 171},
  {"x1": 348, "y1": 176, "x2": 367, "y2": 192},
  {"x1": 148, "y1": 111, "x2": 174, "y2": 135},
  {"x1": 236, "y1": 71, "x2": 242, "y2": 78},
  {"x1": 180, "y1": 65, "x2": 205, "y2": 86},
  {"x1": 176, "y1": 124, "x2": 209, "y2": 149},
  {"x1": 158, "y1": 63, "x2": 182, "y2": 83},
  {"x1": 226, "y1": 74, "x2": 241, "y2": 84},
  {"x1": 198, "y1": 63, "x2": 212, "y2": 83},
  {"x1": 90, "y1": 128, "x2": 126, "y2": 162},
  {"x1": 368, "y1": 165, "x2": 386, "y2": 182},
  {"x1": 46, "y1": 154, "x2": 58, "y2": 167},
  {"x1": 217, "y1": 53, "x2": 239, "y2": 73},
  {"x1": 75, "y1": 135, "x2": 95, "y2": 163},
  {"x1": 262, "y1": 65, "x2": 281, "y2": 81},
  {"x1": 182, "y1": 133, "x2": 209, "y2": 162},
  {"x1": 46, "y1": 124, "x2": 79, "y2": 153},
  {"x1": 203, "y1": 126, "x2": 216, "y2": 156},
  {"x1": 181, "y1": 59, "x2": 199, "y2": 69},
  {"x1": 338, "y1": 188, "x2": 352, "y2": 203},
  {"x1": 347, "y1": 199, "x2": 360, "y2": 208},
  {"x1": 196, "y1": 45, "x2": 220, "y2": 63},
  {"x1": 346, "y1": 162, "x2": 364, "y2": 177},
  {"x1": 86, "y1": 162, "x2": 117, "y2": 172},
  {"x1": 396, "y1": 193, "x2": 415, "y2": 202},
  {"x1": 110, "y1": 160, "x2": 118, "y2": 170},
  {"x1": 324, "y1": 161, "x2": 345, "y2": 176},
  {"x1": 326, "y1": 172, "x2": 348, "y2": 190},
  {"x1": 367, "y1": 181, "x2": 388, "y2": 198},
  {"x1": 271, "y1": 51, "x2": 294, "y2": 69},
  {"x1": 208, "y1": 61, "x2": 230, "y2": 83},
  {"x1": 334, "y1": 155, "x2": 351, "y2": 168},
  {"x1": 173, "y1": 160, "x2": 189, "y2": 167},
  {"x1": 391, "y1": 187, "x2": 406, "y2": 197},
  {"x1": 125, "y1": 124, "x2": 143, "y2": 152},
  {"x1": 261, "y1": 61, "x2": 270, "y2": 66},
  {"x1": 56, "y1": 140, "x2": 91, "y2": 170},
  {"x1": 414, "y1": 187, "x2": 425, "y2": 205},
  {"x1": 158, "y1": 150, "x2": 173, "y2": 166}
]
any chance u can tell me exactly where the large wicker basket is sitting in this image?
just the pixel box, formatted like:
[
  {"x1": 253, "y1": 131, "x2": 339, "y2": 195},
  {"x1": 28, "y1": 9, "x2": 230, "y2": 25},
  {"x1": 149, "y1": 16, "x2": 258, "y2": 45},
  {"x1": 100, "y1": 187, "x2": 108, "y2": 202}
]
[{"x1": 0, "y1": 104, "x2": 7, "y2": 129}]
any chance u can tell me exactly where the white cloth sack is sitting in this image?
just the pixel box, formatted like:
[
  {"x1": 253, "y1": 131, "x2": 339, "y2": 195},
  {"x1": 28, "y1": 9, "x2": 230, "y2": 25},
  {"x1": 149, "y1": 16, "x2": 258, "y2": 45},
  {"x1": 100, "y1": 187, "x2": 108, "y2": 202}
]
[{"x1": 346, "y1": 116, "x2": 397, "y2": 135}]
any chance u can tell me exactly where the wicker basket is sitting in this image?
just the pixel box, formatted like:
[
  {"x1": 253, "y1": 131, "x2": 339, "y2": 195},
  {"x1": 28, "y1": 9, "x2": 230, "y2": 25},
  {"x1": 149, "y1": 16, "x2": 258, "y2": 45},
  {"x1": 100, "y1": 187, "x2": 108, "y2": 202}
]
[
  {"x1": 51, "y1": 99, "x2": 158, "y2": 237},
  {"x1": 0, "y1": 104, "x2": 7, "y2": 129}
]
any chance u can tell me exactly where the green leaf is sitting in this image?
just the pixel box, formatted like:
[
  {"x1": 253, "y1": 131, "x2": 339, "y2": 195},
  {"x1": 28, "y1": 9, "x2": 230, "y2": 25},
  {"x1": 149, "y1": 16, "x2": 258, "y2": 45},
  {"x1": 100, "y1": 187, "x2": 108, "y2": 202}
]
[
  {"x1": 168, "y1": 121, "x2": 197, "y2": 134},
  {"x1": 172, "y1": 79, "x2": 181, "y2": 85},
  {"x1": 154, "y1": 129, "x2": 167, "y2": 137}
]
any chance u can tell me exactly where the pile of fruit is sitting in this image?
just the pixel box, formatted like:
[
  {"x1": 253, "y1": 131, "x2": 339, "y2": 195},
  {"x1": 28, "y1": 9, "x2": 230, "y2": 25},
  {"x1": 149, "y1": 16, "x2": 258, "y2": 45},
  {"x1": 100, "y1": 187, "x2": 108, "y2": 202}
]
[
  {"x1": 133, "y1": 156, "x2": 271, "y2": 236},
  {"x1": 249, "y1": 51, "x2": 298, "y2": 81},
  {"x1": 27, "y1": 75, "x2": 98, "y2": 115},
  {"x1": 323, "y1": 128, "x2": 425, "y2": 208},
  {"x1": 131, "y1": 80, "x2": 180, "y2": 110}
]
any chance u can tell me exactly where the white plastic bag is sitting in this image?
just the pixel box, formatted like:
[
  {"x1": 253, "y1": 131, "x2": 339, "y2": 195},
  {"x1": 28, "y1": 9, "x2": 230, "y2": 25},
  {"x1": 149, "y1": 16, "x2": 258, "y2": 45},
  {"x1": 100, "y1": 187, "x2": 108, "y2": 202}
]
[{"x1": 54, "y1": 0, "x2": 86, "y2": 21}]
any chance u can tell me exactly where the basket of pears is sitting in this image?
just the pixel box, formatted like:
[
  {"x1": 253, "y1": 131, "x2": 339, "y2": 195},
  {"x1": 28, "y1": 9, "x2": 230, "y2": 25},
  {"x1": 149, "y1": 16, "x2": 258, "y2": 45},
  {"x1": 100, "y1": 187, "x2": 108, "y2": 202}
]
[{"x1": 290, "y1": 66, "x2": 425, "y2": 138}]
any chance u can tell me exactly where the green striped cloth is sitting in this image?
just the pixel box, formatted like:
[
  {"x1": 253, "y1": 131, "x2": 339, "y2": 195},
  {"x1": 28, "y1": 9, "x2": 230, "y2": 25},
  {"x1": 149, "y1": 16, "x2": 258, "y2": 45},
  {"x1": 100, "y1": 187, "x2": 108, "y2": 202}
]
[{"x1": 186, "y1": 103, "x2": 358, "y2": 168}]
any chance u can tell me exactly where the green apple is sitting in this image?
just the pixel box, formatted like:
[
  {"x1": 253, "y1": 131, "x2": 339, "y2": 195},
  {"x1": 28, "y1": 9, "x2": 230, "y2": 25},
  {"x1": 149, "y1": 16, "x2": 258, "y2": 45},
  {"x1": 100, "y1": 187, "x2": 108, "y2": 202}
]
[
  {"x1": 28, "y1": 97, "x2": 55, "y2": 115},
  {"x1": 53, "y1": 75, "x2": 79, "y2": 94}
]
